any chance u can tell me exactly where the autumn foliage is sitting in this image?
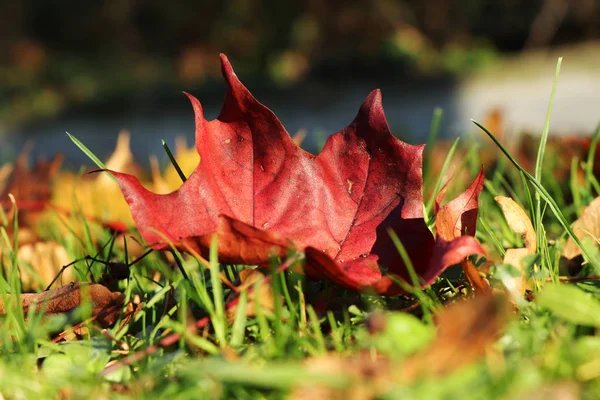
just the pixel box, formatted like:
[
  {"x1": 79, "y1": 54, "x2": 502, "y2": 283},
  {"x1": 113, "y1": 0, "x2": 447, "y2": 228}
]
[{"x1": 108, "y1": 54, "x2": 486, "y2": 295}]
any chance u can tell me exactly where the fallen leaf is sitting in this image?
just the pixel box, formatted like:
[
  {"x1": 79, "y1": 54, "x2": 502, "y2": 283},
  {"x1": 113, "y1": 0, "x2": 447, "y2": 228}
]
[
  {"x1": 150, "y1": 155, "x2": 171, "y2": 195},
  {"x1": 99, "y1": 130, "x2": 144, "y2": 184},
  {"x1": 400, "y1": 293, "x2": 510, "y2": 381},
  {"x1": 111, "y1": 54, "x2": 485, "y2": 294},
  {"x1": 225, "y1": 268, "x2": 274, "y2": 322},
  {"x1": 1, "y1": 146, "x2": 63, "y2": 206},
  {"x1": 52, "y1": 298, "x2": 139, "y2": 343},
  {"x1": 496, "y1": 196, "x2": 536, "y2": 299},
  {"x1": 0, "y1": 282, "x2": 125, "y2": 327},
  {"x1": 435, "y1": 170, "x2": 490, "y2": 293},
  {"x1": 563, "y1": 196, "x2": 600, "y2": 260},
  {"x1": 15, "y1": 240, "x2": 72, "y2": 291},
  {"x1": 517, "y1": 134, "x2": 600, "y2": 184},
  {"x1": 0, "y1": 147, "x2": 63, "y2": 227}
]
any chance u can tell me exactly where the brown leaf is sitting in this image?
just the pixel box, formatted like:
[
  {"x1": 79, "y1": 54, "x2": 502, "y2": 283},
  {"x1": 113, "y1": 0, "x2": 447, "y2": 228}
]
[
  {"x1": 1, "y1": 148, "x2": 62, "y2": 205},
  {"x1": 563, "y1": 196, "x2": 600, "y2": 260},
  {"x1": 0, "y1": 282, "x2": 125, "y2": 327},
  {"x1": 53, "y1": 298, "x2": 139, "y2": 343},
  {"x1": 400, "y1": 293, "x2": 510, "y2": 381},
  {"x1": 0, "y1": 147, "x2": 63, "y2": 227}
]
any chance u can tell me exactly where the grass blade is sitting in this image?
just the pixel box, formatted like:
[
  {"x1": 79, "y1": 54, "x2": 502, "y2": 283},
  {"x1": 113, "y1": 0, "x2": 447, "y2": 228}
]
[
  {"x1": 209, "y1": 236, "x2": 226, "y2": 346},
  {"x1": 66, "y1": 132, "x2": 115, "y2": 183},
  {"x1": 534, "y1": 57, "x2": 562, "y2": 250},
  {"x1": 425, "y1": 137, "x2": 460, "y2": 223},
  {"x1": 423, "y1": 107, "x2": 444, "y2": 179},
  {"x1": 586, "y1": 121, "x2": 600, "y2": 196},
  {"x1": 162, "y1": 139, "x2": 187, "y2": 183}
]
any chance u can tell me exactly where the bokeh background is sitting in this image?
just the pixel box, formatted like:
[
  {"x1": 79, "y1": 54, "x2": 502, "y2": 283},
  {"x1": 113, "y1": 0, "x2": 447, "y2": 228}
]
[{"x1": 1, "y1": 0, "x2": 599, "y2": 166}]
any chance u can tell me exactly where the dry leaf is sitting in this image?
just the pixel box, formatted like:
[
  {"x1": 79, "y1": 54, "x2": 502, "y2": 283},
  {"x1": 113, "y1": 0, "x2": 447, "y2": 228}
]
[
  {"x1": 53, "y1": 298, "x2": 139, "y2": 343},
  {"x1": 225, "y1": 268, "x2": 274, "y2": 322},
  {"x1": 495, "y1": 196, "x2": 536, "y2": 298},
  {"x1": 563, "y1": 196, "x2": 600, "y2": 260},
  {"x1": 100, "y1": 130, "x2": 144, "y2": 184},
  {"x1": 400, "y1": 293, "x2": 510, "y2": 381},
  {"x1": 516, "y1": 135, "x2": 600, "y2": 184},
  {"x1": 0, "y1": 147, "x2": 63, "y2": 228},
  {"x1": 150, "y1": 155, "x2": 171, "y2": 195},
  {"x1": 1, "y1": 148, "x2": 63, "y2": 206},
  {"x1": 0, "y1": 282, "x2": 125, "y2": 327},
  {"x1": 16, "y1": 240, "x2": 72, "y2": 291}
]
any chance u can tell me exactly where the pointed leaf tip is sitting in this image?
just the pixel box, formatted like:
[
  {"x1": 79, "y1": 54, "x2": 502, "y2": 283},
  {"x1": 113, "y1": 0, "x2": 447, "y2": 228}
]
[
  {"x1": 182, "y1": 92, "x2": 205, "y2": 153},
  {"x1": 217, "y1": 53, "x2": 256, "y2": 118},
  {"x1": 354, "y1": 89, "x2": 390, "y2": 135},
  {"x1": 362, "y1": 89, "x2": 383, "y2": 112},
  {"x1": 183, "y1": 91, "x2": 204, "y2": 118},
  {"x1": 220, "y1": 53, "x2": 235, "y2": 80}
]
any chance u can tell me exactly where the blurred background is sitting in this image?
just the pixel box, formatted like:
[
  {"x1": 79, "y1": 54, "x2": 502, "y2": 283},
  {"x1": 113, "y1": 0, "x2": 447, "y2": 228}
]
[{"x1": 1, "y1": 0, "x2": 600, "y2": 166}]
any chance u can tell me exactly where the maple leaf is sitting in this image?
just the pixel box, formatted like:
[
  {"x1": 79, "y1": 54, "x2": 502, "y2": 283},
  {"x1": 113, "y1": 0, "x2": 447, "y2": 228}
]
[{"x1": 111, "y1": 54, "x2": 485, "y2": 294}]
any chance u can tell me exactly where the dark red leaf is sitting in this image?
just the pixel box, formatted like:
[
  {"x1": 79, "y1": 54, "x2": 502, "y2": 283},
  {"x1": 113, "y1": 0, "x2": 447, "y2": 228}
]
[{"x1": 112, "y1": 54, "x2": 485, "y2": 294}]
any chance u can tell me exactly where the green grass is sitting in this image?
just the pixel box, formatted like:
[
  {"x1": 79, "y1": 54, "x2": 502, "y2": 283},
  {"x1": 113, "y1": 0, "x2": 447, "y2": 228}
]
[{"x1": 3, "y1": 60, "x2": 600, "y2": 399}]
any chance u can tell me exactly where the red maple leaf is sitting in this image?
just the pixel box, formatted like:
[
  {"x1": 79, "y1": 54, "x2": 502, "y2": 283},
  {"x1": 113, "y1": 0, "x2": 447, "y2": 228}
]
[{"x1": 111, "y1": 54, "x2": 485, "y2": 295}]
